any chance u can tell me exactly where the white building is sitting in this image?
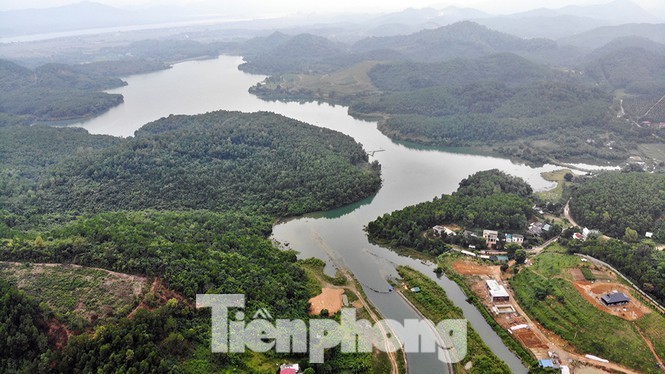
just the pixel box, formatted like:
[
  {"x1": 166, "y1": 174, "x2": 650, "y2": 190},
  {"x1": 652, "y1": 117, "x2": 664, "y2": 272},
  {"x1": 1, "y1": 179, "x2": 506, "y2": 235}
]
[{"x1": 486, "y1": 279, "x2": 510, "y2": 302}]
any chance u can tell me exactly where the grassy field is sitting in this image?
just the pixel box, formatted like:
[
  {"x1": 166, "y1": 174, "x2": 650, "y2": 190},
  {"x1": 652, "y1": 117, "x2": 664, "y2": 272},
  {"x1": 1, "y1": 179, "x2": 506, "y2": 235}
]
[
  {"x1": 536, "y1": 169, "x2": 573, "y2": 203},
  {"x1": 638, "y1": 143, "x2": 665, "y2": 165},
  {"x1": 0, "y1": 262, "x2": 147, "y2": 329},
  {"x1": 255, "y1": 61, "x2": 379, "y2": 102},
  {"x1": 635, "y1": 312, "x2": 665, "y2": 362},
  {"x1": 511, "y1": 246, "x2": 662, "y2": 373},
  {"x1": 397, "y1": 266, "x2": 513, "y2": 374}
]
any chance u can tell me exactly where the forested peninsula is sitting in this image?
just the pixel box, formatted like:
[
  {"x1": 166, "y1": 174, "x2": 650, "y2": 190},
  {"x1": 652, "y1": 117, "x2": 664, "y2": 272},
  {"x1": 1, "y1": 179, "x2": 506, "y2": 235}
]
[{"x1": 0, "y1": 110, "x2": 382, "y2": 372}]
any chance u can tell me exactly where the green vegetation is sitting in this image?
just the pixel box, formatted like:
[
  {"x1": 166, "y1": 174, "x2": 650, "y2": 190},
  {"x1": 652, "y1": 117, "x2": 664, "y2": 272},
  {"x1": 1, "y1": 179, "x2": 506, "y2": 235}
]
[
  {"x1": 0, "y1": 58, "x2": 171, "y2": 125},
  {"x1": 298, "y1": 258, "x2": 347, "y2": 287},
  {"x1": 34, "y1": 111, "x2": 380, "y2": 218},
  {"x1": 0, "y1": 279, "x2": 49, "y2": 373},
  {"x1": 0, "y1": 110, "x2": 383, "y2": 371},
  {"x1": 239, "y1": 33, "x2": 345, "y2": 75},
  {"x1": 249, "y1": 61, "x2": 380, "y2": 105},
  {"x1": 437, "y1": 257, "x2": 537, "y2": 369},
  {"x1": 367, "y1": 170, "x2": 533, "y2": 255},
  {"x1": 397, "y1": 266, "x2": 512, "y2": 374},
  {"x1": 366, "y1": 81, "x2": 626, "y2": 165},
  {"x1": 580, "y1": 267, "x2": 596, "y2": 281},
  {"x1": 0, "y1": 263, "x2": 147, "y2": 330},
  {"x1": 569, "y1": 172, "x2": 665, "y2": 239},
  {"x1": 52, "y1": 300, "x2": 200, "y2": 373},
  {"x1": 0, "y1": 210, "x2": 309, "y2": 316},
  {"x1": 511, "y1": 246, "x2": 661, "y2": 373},
  {"x1": 536, "y1": 169, "x2": 574, "y2": 203},
  {"x1": 243, "y1": 22, "x2": 665, "y2": 165},
  {"x1": 561, "y1": 235, "x2": 665, "y2": 306},
  {"x1": 635, "y1": 312, "x2": 665, "y2": 360}
]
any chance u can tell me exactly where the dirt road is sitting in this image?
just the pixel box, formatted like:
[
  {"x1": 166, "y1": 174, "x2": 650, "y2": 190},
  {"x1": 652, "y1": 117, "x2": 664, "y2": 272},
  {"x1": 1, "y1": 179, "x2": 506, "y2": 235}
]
[{"x1": 564, "y1": 200, "x2": 580, "y2": 228}]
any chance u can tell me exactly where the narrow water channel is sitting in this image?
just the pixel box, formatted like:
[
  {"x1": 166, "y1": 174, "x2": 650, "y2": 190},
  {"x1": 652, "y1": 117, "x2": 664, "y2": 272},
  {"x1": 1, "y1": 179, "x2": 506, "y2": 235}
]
[{"x1": 73, "y1": 55, "x2": 575, "y2": 373}]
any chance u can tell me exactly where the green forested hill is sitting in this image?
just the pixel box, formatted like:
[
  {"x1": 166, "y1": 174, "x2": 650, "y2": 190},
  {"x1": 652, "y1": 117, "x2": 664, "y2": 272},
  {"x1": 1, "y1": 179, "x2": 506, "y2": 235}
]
[
  {"x1": 352, "y1": 79, "x2": 624, "y2": 163},
  {"x1": 243, "y1": 24, "x2": 664, "y2": 165},
  {"x1": 584, "y1": 45, "x2": 665, "y2": 95},
  {"x1": 0, "y1": 279, "x2": 48, "y2": 373},
  {"x1": 352, "y1": 21, "x2": 559, "y2": 62},
  {"x1": 0, "y1": 59, "x2": 169, "y2": 125},
  {"x1": 0, "y1": 210, "x2": 312, "y2": 372},
  {"x1": 0, "y1": 126, "x2": 120, "y2": 225},
  {"x1": 0, "y1": 110, "x2": 382, "y2": 372},
  {"x1": 367, "y1": 53, "x2": 556, "y2": 92},
  {"x1": 0, "y1": 126, "x2": 119, "y2": 180},
  {"x1": 0, "y1": 59, "x2": 125, "y2": 124},
  {"x1": 569, "y1": 172, "x2": 665, "y2": 239},
  {"x1": 239, "y1": 33, "x2": 346, "y2": 74},
  {"x1": 33, "y1": 111, "x2": 380, "y2": 217},
  {"x1": 367, "y1": 170, "x2": 534, "y2": 254}
]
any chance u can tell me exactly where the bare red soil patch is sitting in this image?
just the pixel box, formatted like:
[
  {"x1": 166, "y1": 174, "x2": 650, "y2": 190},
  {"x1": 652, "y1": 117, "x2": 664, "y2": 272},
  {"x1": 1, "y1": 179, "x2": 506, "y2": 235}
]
[
  {"x1": 452, "y1": 260, "x2": 497, "y2": 276},
  {"x1": 573, "y1": 282, "x2": 650, "y2": 321},
  {"x1": 513, "y1": 328, "x2": 548, "y2": 350},
  {"x1": 309, "y1": 288, "x2": 344, "y2": 315},
  {"x1": 569, "y1": 268, "x2": 585, "y2": 282}
]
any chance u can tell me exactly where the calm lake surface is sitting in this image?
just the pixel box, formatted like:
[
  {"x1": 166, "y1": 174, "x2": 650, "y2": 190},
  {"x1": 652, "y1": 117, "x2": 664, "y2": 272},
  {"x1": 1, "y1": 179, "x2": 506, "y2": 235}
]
[{"x1": 73, "y1": 55, "x2": 575, "y2": 373}]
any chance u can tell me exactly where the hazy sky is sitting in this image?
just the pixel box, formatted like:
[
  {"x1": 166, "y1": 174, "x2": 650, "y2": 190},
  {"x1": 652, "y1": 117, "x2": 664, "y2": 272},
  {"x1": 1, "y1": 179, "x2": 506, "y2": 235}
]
[{"x1": 1, "y1": 0, "x2": 663, "y2": 15}]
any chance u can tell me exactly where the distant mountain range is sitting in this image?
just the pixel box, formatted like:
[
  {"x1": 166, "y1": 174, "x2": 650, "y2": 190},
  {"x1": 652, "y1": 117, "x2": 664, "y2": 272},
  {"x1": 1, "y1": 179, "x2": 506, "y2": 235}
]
[
  {"x1": 558, "y1": 23, "x2": 665, "y2": 49},
  {"x1": 352, "y1": 21, "x2": 561, "y2": 63},
  {"x1": 0, "y1": 2, "x2": 139, "y2": 36},
  {"x1": 510, "y1": 0, "x2": 660, "y2": 23},
  {"x1": 1, "y1": 0, "x2": 662, "y2": 41}
]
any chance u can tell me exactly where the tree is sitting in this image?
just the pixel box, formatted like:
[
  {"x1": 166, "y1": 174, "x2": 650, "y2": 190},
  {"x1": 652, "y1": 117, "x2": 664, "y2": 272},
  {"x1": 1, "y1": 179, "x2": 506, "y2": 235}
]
[
  {"x1": 564, "y1": 172, "x2": 574, "y2": 182},
  {"x1": 514, "y1": 249, "x2": 527, "y2": 264},
  {"x1": 505, "y1": 243, "x2": 522, "y2": 255},
  {"x1": 624, "y1": 227, "x2": 639, "y2": 243}
]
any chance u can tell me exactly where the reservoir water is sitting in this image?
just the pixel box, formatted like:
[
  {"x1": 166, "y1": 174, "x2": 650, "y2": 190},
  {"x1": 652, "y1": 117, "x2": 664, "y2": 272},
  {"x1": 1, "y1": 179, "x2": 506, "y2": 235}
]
[{"x1": 73, "y1": 55, "x2": 570, "y2": 373}]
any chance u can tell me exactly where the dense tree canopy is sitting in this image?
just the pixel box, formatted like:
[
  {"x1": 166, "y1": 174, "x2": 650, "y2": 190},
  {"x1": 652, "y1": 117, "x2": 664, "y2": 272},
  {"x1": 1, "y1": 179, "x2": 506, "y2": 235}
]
[
  {"x1": 367, "y1": 170, "x2": 533, "y2": 255},
  {"x1": 569, "y1": 172, "x2": 665, "y2": 239},
  {"x1": 561, "y1": 236, "x2": 665, "y2": 306},
  {"x1": 0, "y1": 59, "x2": 169, "y2": 126},
  {"x1": 0, "y1": 279, "x2": 49, "y2": 373},
  {"x1": 32, "y1": 111, "x2": 380, "y2": 217},
  {"x1": 0, "y1": 110, "x2": 382, "y2": 371},
  {"x1": 243, "y1": 24, "x2": 664, "y2": 165},
  {"x1": 0, "y1": 210, "x2": 308, "y2": 318}
]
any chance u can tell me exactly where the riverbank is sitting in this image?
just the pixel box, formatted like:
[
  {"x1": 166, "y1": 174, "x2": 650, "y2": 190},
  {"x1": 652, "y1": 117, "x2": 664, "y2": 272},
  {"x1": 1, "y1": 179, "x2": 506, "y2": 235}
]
[
  {"x1": 298, "y1": 258, "x2": 404, "y2": 374},
  {"x1": 70, "y1": 55, "x2": 552, "y2": 373},
  {"x1": 396, "y1": 266, "x2": 514, "y2": 373},
  {"x1": 248, "y1": 71, "x2": 660, "y2": 169}
]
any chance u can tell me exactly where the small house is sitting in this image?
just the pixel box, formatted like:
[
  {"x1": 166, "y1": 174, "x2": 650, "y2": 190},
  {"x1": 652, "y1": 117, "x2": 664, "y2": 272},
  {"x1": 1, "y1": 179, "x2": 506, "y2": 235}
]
[
  {"x1": 433, "y1": 225, "x2": 457, "y2": 236},
  {"x1": 505, "y1": 234, "x2": 524, "y2": 244},
  {"x1": 529, "y1": 222, "x2": 544, "y2": 235},
  {"x1": 463, "y1": 230, "x2": 479, "y2": 238},
  {"x1": 645, "y1": 232, "x2": 654, "y2": 238},
  {"x1": 483, "y1": 230, "x2": 499, "y2": 246},
  {"x1": 601, "y1": 292, "x2": 630, "y2": 306}
]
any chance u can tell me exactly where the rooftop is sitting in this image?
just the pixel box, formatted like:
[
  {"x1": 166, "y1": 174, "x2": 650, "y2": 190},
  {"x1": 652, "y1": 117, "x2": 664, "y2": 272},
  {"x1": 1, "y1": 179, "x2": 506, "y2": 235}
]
[
  {"x1": 601, "y1": 292, "x2": 630, "y2": 304},
  {"x1": 486, "y1": 280, "x2": 509, "y2": 299}
]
